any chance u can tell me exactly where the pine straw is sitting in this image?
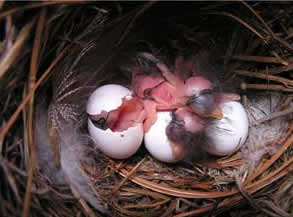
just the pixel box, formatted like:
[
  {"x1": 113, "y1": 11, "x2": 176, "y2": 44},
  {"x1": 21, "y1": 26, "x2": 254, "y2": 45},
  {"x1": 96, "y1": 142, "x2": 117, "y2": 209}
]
[{"x1": 1, "y1": 1, "x2": 293, "y2": 217}]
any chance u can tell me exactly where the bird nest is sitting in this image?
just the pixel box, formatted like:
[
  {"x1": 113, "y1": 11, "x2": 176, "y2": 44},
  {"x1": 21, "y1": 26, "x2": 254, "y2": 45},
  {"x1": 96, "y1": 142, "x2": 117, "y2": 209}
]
[{"x1": 1, "y1": 2, "x2": 293, "y2": 217}]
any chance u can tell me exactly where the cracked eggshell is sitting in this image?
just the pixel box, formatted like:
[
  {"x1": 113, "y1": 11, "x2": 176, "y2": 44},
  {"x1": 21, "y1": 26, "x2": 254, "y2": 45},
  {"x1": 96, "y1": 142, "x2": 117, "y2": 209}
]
[
  {"x1": 87, "y1": 84, "x2": 132, "y2": 115},
  {"x1": 144, "y1": 112, "x2": 184, "y2": 163},
  {"x1": 87, "y1": 84, "x2": 143, "y2": 159},
  {"x1": 203, "y1": 101, "x2": 249, "y2": 156},
  {"x1": 88, "y1": 120, "x2": 143, "y2": 159}
]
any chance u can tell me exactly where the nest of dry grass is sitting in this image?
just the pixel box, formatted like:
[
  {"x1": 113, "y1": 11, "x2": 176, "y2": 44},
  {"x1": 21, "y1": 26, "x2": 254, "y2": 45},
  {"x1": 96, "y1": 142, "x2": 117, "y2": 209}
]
[{"x1": 1, "y1": 2, "x2": 293, "y2": 217}]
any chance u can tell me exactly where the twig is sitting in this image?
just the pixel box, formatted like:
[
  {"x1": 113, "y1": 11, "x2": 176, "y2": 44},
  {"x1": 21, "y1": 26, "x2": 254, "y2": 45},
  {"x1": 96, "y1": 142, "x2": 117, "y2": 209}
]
[
  {"x1": 69, "y1": 182, "x2": 99, "y2": 217},
  {"x1": 241, "y1": 1, "x2": 293, "y2": 52},
  {"x1": 121, "y1": 187, "x2": 169, "y2": 200},
  {"x1": 22, "y1": 9, "x2": 46, "y2": 217},
  {"x1": 253, "y1": 107, "x2": 293, "y2": 125},
  {"x1": 0, "y1": 159, "x2": 22, "y2": 204},
  {"x1": 240, "y1": 1, "x2": 274, "y2": 37},
  {"x1": 270, "y1": 51, "x2": 288, "y2": 66},
  {"x1": 234, "y1": 173, "x2": 259, "y2": 210},
  {"x1": 0, "y1": 1, "x2": 4, "y2": 11},
  {"x1": 255, "y1": 199, "x2": 291, "y2": 217},
  {"x1": 236, "y1": 70, "x2": 293, "y2": 87},
  {"x1": 240, "y1": 83, "x2": 293, "y2": 92},
  {"x1": 0, "y1": 19, "x2": 34, "y2": 79},
  {"x1": 119, "y1": 167, "x2": 237, "y2": 199},
  {"x1": 0, "y1": 158, "x2": 27, "y2": 177},
  {"x1": 0, "y1": 1, "x2": 85, "y2": 21},
  {"x1": 113, "y1": 158, "x2": 145, "y2": 194},
  {"x1": 210, "y1": 12, "x2": 264, "y2": 41},
  {"x1": 161, "y1": 200, "x2": 177, "y2": 217},
  {"x1": 117, "y1": 1, "x2": 157, "y2": 46},
  {"x1": 173, "y1": 160, "x2": 293, "y2": 217},
  {"x1": 231, "y1": 55, "x2": 288, "y2": 65},
  {"x1": 123, "y1": 198, "x2": 170, "y2": 209},
  {"x1": 245, "y1": 123, "x2": 293, "y2": 184},
  {"x1": 0, "y1": 45, "x2": 68, "y2": 152}
]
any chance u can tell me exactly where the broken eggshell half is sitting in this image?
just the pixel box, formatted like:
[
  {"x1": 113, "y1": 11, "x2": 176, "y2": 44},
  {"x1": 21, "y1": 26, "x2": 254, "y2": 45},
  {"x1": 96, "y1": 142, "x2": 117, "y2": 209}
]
[
  {"x1": 203, "y1": 101, "x2": 249, "y2": 156},
  {"x1": 87, "y1": 84, "x2": 144, "y2": 159}
]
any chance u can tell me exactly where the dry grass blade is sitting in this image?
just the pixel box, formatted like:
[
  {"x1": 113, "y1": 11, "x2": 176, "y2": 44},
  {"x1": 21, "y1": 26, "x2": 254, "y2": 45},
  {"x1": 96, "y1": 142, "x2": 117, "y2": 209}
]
[
  {"x1": 210, "y1": 12, "x2": 264, "y2": 41},
  {"x1": 0, "y1": 159, "x2": 22, "y2": 204},
  {"x1": 218, "y1": 159, "x2": 243, "y2": 168},
  {"x1": 173, "y1": 159, "x2": 293, "y2": 217},
  {"x1": 234, "y1": 173, "x2": 259, "y2": 210},
  {"x1": 241, "y1": 0, "x2": 293, "y2": 52},
  {"x1": 22, "y1": 9, "x2": 46, "y2": 217},
  {"x1": 246, "y1": 152, "x2": 293, "y2": 191},
  {"x1": 0, "y1": 46, "x2": 67, "y2": 150},
  {"x1": 0, "y1": 1, "x2": 4, "y2": 11},
  {"x1": 120, "y1": 187, "x2": 171, "y2": 209},
  {"x1": 161, "y1": 200, "x2": 177, "y2": 217},
  {"x1": 0, "y1": 1, "x2": 85, "y2": 21},
  {"x1": 116, "y1": 1, "x2": 157, "y2": 46},
  {"x1": 119, "y1": 168, "x2": 238, "y2": 199},
  {"x1": 113, "y1": 201, "x2": 162, "y2": 217},
  {"x1": 123, "y1": 199, "x2": 170, "y2": 209},
  {"x1": 256, "y1": 199, "x2": 291, "y2": 217},
  {"x1": 69, "y1": 182, "x2": 100, "y2": 217},
  {"x1": 0, "y1": 19, "x2": 34, "y2": 79},
  {"x1": 1, "y1": 158, "x2": 26, "y2": 177},
  {"x1": 236, "y1": 70, "x2": 293, "y2": 87},
  {"x1": 113, "y1": 158, "x2": 145, "y2": 194},
  {"x1": 241, "y1": 83, "x2": 293, "y2": 92},
  {"x1": 245, "y1": 125, "x2": 293, "y2": 184},
  {"x1": 255, "y1": 63, "x2": 293, "y2": 75},
  {"x1": 121, "y1": 187, "x2": 170, "y2": 200},
  {"x1": 253, "y1": 107, "x2": 293, "y2": 125},
  {"x1": 231, "y1": 55, "x2": 288, "y2": 65},
  {"x1": 241, "y1": 1, "x2": 274, "y2": 36}
]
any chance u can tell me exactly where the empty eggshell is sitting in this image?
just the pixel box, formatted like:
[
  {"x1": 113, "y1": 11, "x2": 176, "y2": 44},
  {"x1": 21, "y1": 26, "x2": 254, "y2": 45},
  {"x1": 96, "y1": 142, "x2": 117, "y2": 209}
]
[
  {"x1": 88, "y1": 120, "x2": 143, "y2": 159},
  {"x1": 203, "y1": 101, "x2": 249, "y2": 156},
  {"x1": 87, "y1": 84, "x2": 132, "y2": 115},
  {"x1": 87, "y1": 84, "x2": 144, "y2": 159},
  {"x1": 144, "y1": 112, "x2": 185, "y2": 163}
]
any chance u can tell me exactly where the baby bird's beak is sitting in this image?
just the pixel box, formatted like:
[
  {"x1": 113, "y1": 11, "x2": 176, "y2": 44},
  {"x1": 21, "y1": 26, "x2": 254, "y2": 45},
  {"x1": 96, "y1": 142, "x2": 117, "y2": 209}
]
[
  {"x1": 205, "y1": 92, "x2": 241, "y2": 120},
  {"x1": 186, "y1": 91, "x2": 240, "y2": 120},
  {"x1": 203, "y1": 107, "x2": 223, "y2": 120}
]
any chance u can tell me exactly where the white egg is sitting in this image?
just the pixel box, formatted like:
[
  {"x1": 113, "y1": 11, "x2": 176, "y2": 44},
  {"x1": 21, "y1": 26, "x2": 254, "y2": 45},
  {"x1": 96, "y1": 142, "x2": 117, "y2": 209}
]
[
  {"x1": 144, "y1": 112, "x2": 185, "y2": 163},
  {"x1": 87, "y1": 84, "x2": 144, "y2": 159},
  {"x1": 203, "y1": 101, "x2": 249, "y2": 156}
]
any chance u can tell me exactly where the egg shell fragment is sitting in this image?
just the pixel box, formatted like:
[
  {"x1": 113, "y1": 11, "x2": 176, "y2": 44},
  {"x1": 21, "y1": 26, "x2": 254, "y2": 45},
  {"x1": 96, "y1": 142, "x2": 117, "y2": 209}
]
[
  {"x1": 203, "y1": 101, "x2": 249, "y2": 156},
  {"x1": 86, "y1": 84, "x2": 143, "y2": 159},
  {"x1": 88, "y1": 120, "x2": 144, "y2": 159},
  {"x1": 87, "y1": 84, "x2": 132, "y2": 115},
  {"x1": 144, "y1": 112, "x2": 184, "y2": 163}
]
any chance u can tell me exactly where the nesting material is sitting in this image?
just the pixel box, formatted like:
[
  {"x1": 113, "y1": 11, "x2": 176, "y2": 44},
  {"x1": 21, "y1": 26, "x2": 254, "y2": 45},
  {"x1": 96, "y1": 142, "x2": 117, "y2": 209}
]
[
  {"x1": 1, "y1": 2, "x2": 293, "y2": 217},
  {"x1": 242, "y1": 92, "x2": 292, "y2": 173}
]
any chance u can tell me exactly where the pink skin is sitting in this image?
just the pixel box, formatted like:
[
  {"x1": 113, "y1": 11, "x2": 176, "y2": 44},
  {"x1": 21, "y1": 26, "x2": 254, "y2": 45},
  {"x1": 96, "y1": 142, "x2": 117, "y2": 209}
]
[
  {"x1": 91, "y1": 97, "x2": 146, "y2": 132},
  {"x1": 94, "y1": 55, "x2": 239, "y2": 137},
  {"x1": 165, "y1": 108, "x2": 206, "y2": 160},
  {"x1": 132, "y1": 59, "x2": 217, "y2": 132},
  {"x1": 173, "y1": 108, "x2": 205, "y2": 134}
]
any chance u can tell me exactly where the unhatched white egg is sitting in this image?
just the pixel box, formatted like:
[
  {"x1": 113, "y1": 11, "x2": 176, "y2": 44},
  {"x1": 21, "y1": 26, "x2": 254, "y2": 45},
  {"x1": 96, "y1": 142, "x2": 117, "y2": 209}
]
[
  {"x1": 203, "y1": 101, "x2": 249, "y2": 156},
  {"x1": 87, "y1": 84, "x2": 144, "y2": 159},
  {"x1": 144, "y1": 112, "x2": 185, "y2": 163}
]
